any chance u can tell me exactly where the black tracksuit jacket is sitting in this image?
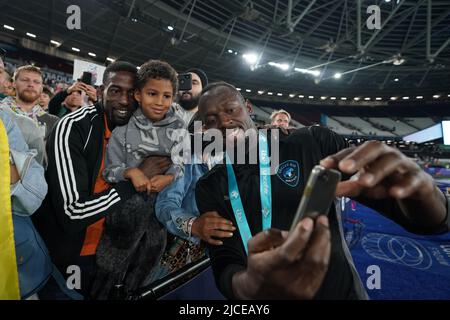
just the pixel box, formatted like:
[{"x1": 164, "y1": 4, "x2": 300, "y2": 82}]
[{"x1": 33, "y1": 104, "x2": 135, "y2": 275}]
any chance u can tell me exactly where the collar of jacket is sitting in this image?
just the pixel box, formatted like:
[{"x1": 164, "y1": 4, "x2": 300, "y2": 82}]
[{"x1": 0, "y1": 96, "x2": 46, "y2": 117}]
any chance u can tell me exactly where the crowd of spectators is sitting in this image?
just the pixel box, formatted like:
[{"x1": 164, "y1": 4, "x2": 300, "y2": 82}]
[{"x1": 1, "y1": 46, "x2": 449, "y2": 301}]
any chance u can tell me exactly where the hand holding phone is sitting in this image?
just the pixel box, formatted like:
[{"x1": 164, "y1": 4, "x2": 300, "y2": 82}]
[{"x1": 290, "y1": 165, "x2": 341, "y2": 232}]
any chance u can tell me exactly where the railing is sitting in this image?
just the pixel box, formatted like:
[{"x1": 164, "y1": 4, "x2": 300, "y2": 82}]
[{"x1": 130, "y1": 256, "x2": 211, "y2": 300}]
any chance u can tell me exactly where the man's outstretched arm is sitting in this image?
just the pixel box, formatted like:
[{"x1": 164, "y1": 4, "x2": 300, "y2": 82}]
[{"x1": 321, "y1": 141, "x2": 448, "y2": 234}]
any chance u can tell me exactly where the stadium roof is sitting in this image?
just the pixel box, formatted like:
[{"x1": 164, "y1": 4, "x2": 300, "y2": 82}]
[{"x1": 1, "y1": 0, "x2": 449, "y2": 100}]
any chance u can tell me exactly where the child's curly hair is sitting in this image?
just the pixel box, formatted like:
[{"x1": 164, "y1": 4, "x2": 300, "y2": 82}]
[{"x1": 136, "y1": 60, "x2": 178, "y2": 95}]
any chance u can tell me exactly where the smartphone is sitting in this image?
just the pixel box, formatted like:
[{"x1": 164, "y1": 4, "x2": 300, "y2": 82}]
[
  {"x1": 178, "y1": 73, "x2": 192, "y2": 91},
  {"x1": 290, "y1": 165, "x2": 341, "y2": 231},
  {"x1": 80, "y1": 71, "x2": 92, "y2": 85}
]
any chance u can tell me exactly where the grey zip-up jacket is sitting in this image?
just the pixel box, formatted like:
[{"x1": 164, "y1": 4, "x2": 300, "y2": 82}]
[{"x1": 103, "y1": 106, "x2": 187, "y2": 183}]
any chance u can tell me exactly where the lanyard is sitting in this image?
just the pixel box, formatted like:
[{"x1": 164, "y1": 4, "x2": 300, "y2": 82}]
[{"x1": 225, "y1": 131, "x2": 272, "y2": 255}]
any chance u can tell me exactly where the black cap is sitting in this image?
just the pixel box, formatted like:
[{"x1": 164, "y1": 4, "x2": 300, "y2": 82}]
[{"x1": 186, "y1": 68, "x2": 208, "y2": 88}]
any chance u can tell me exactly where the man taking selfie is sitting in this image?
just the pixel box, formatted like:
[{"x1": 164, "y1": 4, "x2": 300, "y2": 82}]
[{"x1": 195, "y1": 82, "x2": 450, "y2": 300}]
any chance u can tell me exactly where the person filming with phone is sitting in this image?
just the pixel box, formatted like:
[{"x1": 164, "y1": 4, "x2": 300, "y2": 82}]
[
  {"x1": 195, "y1": 82, "x2": 450, "y2": 300},
  {"x1": 48, "y1": 72, "x2": 97, "y2": 118},
  {"x1": 173, "y1": 68, "x2": 208, "y2": 126}
]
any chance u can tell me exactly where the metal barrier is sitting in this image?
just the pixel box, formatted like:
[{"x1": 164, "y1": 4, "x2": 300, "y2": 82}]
[{"x1": 130, "y1": 256, "x2": 211, "y2": 300}]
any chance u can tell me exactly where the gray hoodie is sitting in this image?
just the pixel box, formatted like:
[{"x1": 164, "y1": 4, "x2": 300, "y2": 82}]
[{"x1": 103, "y1": 106, "x2": 187, "y2": 183}]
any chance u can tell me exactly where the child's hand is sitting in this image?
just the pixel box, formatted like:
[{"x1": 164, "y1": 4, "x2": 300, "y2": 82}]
[
  {"x1": 149, "y1": 175, "x2": 174, "y2": 193},
  {"x1": 124, "y1": 168, "x2": 151, "y2": 193}
]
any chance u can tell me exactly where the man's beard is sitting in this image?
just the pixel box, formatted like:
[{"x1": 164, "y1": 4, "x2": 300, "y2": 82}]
[
  {"x1": 179, "y1": 94, "x2": 200, "y2": 111},
  {"x1": 18, "y1": 90, "x2": 39, "y2": 104}
]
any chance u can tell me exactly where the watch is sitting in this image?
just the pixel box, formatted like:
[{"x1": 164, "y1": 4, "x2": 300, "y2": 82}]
[{"x1": 9, "y1": 152, "x2": 15, "y2": 165}]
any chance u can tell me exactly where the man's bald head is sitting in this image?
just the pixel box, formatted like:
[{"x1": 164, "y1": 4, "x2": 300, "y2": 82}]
[
  {"x1": 199, "y1": 82, "x2": 245, "y2": 113},
  {"x1": 198, "y1": 82, "x2": 254, "y2": 133}
]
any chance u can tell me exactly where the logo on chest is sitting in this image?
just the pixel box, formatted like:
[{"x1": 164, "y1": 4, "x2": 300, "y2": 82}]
[{"x1": 276, "y1": 160, "x2": 300, "y2": 187}]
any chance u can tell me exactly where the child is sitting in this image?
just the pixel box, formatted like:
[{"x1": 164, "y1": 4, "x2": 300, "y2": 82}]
[{"x1": 103, "y1": 60, "x2": 186, "y2": 193}]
